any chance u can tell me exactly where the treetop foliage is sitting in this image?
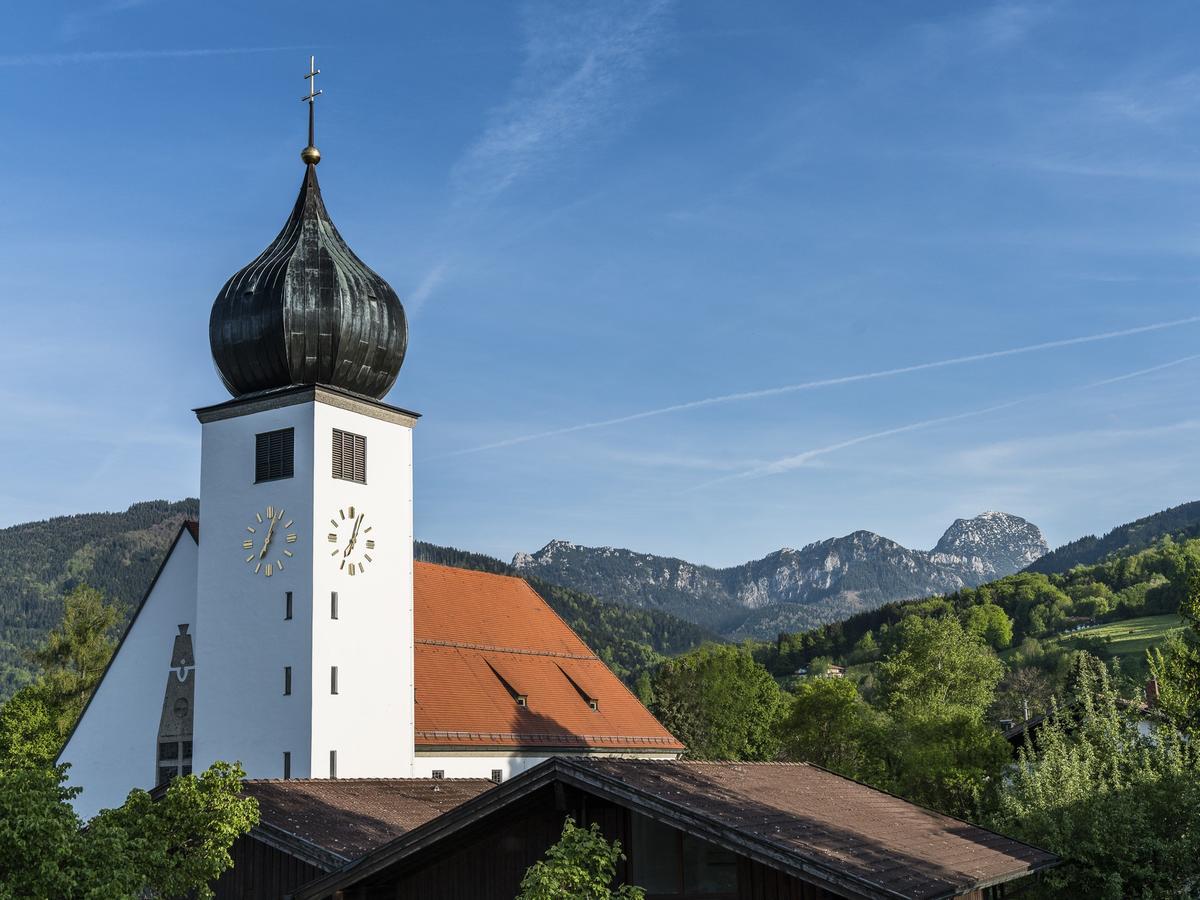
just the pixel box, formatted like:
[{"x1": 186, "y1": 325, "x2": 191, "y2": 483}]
[
  {"x1": 993, "y1": 656, "x2": 1200, "y2": 899},
  {"x1": 649, "y1": 644, "x2": 784, "y2": 761},
  {"x1": 517, "y1": 817, "x2": 644, "y2": 900}
]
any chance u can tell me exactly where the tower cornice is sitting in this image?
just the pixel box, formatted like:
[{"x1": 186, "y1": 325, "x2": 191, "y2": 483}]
[{"x1": 194, "y1": 383, "x2": 420, "y2": 427}]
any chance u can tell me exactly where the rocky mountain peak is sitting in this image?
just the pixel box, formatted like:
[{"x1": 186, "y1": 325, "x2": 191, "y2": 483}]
[
  {"x1": 510, "y1": 511, "x2": 1048, "y2": 639},
  {"x1": 930, "y1": 512, "x2": 1048, "y2": 578}
]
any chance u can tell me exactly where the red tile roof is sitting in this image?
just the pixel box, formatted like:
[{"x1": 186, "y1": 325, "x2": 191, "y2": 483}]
[{"x1": 413, "y1": 562, "x2": 683, "y2": 752}]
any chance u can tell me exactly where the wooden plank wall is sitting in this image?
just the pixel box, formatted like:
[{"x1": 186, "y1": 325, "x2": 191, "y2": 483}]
[
  {"x1": 326, "y1": 786, "x2": 626, "y2": 900},
  {"x1": 212, "y1": 832, "x2": 327, "y2": 900},
  {"x1": 738, "y1": 858, "x2": 842, "y2": 900}
]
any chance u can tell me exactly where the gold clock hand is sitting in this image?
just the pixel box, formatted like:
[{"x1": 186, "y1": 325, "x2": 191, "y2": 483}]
[
  {"x1": 260, "y1": 513, "x2": 279, "y2": 558},
  {"x1": 343, "y1": 513, "x2": 364, "y2": 557}
]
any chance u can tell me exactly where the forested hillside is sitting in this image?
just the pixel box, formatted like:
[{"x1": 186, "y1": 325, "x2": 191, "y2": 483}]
[
  {"x1": 0, "y1": 500, "x2": 200, "y2": 696},
  {"x1": 756, "y1": 534, "x2": 1194, "y2": 690},
  {"x1": 1028, "y1": 499, "x2": 1200, "y2": 574}
]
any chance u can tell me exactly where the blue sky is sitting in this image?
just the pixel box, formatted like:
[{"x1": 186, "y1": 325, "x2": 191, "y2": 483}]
[{"x1": 3, "y1": 1, "x2": 1200, "y2": 567}]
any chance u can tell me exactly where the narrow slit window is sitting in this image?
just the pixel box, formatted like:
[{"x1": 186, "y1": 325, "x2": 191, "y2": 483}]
[
  {"x1": 330, "y1": 750, "x2": 338, "y2": 779},
  {"x1": 331, "y1": 429, "x2": 367, "y2": 483},
  {"x1": 331, "y1": 591, "x2": 339, "y2": 620},
  {"x1": 331, "y1": 666, "x2": 339, "y2": 695},
  {"x1": 283, "y1": 666, "x2": 292, "y2": 696},
  {"x1": 283, "y1": 751, "x2": 291, "y2": 780},
  {"x1": 255, "y1": 428, "x2": 294, "y2": 483},
  {"x1": 285, "y1": 591, "x2": 293, "y2": 620}
]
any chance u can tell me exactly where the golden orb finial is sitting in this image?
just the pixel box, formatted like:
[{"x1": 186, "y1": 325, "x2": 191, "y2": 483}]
[{"x1": 301, "y1": 56, "x2": 323, "y2": 166}]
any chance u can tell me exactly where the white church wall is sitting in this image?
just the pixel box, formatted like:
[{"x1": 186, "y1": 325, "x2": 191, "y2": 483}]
[
  {"x1": 59, "y1": 530, "x2": 198, "y2": 820},
  {"x1": 194, "y1": 402, "x2": 317, "y2": 779},
  {"x1": 310, "y1": 400, "x2": 414, "y2": 778},
  {"x1": 414, "y1": 751, "x2": 680, "y2": 783}
]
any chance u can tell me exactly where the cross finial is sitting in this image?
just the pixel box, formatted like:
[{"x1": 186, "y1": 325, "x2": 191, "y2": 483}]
[{"x1": 301, "y1": 55, "x2": 323, "y2": 166}]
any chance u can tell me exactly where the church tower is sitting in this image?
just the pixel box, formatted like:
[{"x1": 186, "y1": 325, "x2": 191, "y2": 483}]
[{"x1": 193, "y1": 61, "x2": 416, "y2": 780}]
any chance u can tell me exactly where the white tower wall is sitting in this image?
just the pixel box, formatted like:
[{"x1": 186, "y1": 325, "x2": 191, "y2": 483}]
[{"x1": 193, "y1": 388, "x2": 415, "y2": 779}]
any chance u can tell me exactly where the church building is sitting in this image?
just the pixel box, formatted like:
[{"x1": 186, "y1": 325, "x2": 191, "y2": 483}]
[
  {"x1": 57, "y1": 69, "x2": 682, "y2": 821},
  {"x1": 54, "y1": 68, "x2": 1059, "y2": 900}
]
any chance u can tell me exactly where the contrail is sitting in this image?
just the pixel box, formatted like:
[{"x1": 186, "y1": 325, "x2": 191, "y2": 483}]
[
  {"x1": 699, "y1": 352, "x2": 1200, "y2": 488},
  {"x1": 444, "y1": 314, "x2": 1200, "y2": 457},
  {"x1": 0, "y1": 46, "x2": 300, "y2": 67}
]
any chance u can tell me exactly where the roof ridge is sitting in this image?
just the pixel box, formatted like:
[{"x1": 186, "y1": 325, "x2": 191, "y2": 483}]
[
  {"x1": 414, "y1": 560, "x2": 524, "y2": 582},
  {"x1": 416, "y1": 637, "x2": 598, "y2": 661},
  {"x1": 243, "y1": 777, "x2": 496, "y2": 784}
]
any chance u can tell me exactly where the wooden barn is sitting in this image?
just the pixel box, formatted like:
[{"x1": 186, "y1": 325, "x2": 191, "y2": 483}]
[{"x1": 214, "y1": 757, "x2": 1056, "y2": 899}]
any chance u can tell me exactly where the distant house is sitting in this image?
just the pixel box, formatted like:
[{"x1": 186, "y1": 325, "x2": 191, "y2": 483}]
[
  {"x1": 796, "y1": 663, "x2": 847, "y2": 679},
  {"x1": 215, "y1": 757, "x2": 1056, "y2": 899}
]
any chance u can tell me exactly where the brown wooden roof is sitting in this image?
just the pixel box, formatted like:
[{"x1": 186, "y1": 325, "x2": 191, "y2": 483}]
[
  {"x1": 292, "y1": 758, "x2": 1056, "y2": 900},
  {"x1": 570, "y1": 759, "x2": 1057, "y2": 899},
  {"x1": 243, "y1": 778, "x2": 495, "y2": 861}
]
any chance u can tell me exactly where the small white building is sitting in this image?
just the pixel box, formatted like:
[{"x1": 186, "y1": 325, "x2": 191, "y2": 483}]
[{"x1": 58, "y1": 127, "x2": 681, "y2": 820}]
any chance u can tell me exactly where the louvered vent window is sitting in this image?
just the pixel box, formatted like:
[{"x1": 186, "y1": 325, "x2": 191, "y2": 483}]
[
  {"x1": 255, "y1": 428, "x2": 294, "y2": 483},
  {"x1": 331, "y1": 429, "x2": 366, "y2": 483}
]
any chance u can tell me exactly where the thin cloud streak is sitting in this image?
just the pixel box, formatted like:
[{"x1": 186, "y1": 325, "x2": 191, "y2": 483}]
[
  {"x1": 412, "y1": 1, "x2": 671, "y2": 312},
  {"x1": 451, "y1": 0, "x2": 672, "y2": 205},
  {"x1": 695, "y1": 401, "x2": 1026, "y2": 489},
  {"x1": 443, "y1": 314, "x2": 1200, "y2": 457},
  {"x1": 700, "y1": 353, "x2": 1200, "y2": 489},
  {"x1": 0, "y1": 46, "x2": 300, "y2": 67}
]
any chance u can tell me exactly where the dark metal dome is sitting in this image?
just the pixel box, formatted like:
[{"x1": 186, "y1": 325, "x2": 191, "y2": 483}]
[{"x1": 209, "y1": 164, "x2": 408, "y2": 399}]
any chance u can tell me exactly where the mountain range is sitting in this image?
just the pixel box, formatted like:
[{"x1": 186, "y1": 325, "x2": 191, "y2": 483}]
[
  {"x1": 512, "y1": 512, "x2": 1049, "y2": 638},
  {"x1": 6, "y1": 497, "x2": 1200, "y2": 694}
]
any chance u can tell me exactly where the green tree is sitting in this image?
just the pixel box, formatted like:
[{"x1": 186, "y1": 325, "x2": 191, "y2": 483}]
[
  {"x1": 517, "y1": 818, "x2": 644, "y2": 900},
  {"x1": 876, "y1": 615, "x2": 1003, "y2": 717},
  {"x1": 878, "y1": 709, "x2": 1010, "y2": 819},
  {"x1": 0, "y1": 682, "x2": 60, "y2": 768},
  {"x1": 962, "y1": 603, "x2": 1013, "y2": 650},
  {"x1": 650, "y1": 645, "x2": 784, "y2": 760},
  {"x1": 992, "y1": 666, "x2": 1054, "y2": 724},
  {"x1": 874, "y1": 615, "x2": 1008, "y2": 818},
  {"x1": 0, "y1": 761, "x2": 258, "y2": 898},
  {"x1": 1148, "y1": 551, "x2": 1200, "y2": 736},
  {"x1": 0, "y1": 585, "x2": 124, "y2": 767},
  {"x1": 778, "y1": 677, "x2": 882, "y2": 780},
  {"x1": 993, "y1": 655, "x2": 1200, "y2": 898}
]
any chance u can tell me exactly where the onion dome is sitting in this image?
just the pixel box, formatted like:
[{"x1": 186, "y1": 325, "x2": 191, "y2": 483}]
[{"x1": 208, "y1": 163, "x2": 408, "y2": 400}]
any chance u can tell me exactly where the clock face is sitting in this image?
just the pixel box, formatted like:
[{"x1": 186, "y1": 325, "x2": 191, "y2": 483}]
[
  {"x1": 242, "y1": 505, "x2": 297, "y2": 578},
  {"x1": 327, "y1": 505, "x2": 375, "y2": 576}
]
